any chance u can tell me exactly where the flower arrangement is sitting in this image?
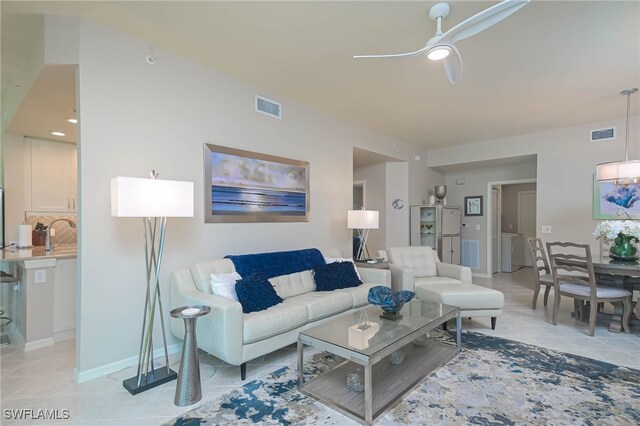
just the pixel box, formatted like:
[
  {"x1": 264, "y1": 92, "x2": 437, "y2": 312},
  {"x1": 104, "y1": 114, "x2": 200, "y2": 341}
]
[{"x1": 593, "y1": 220, "x2": 640, "y2": 243}]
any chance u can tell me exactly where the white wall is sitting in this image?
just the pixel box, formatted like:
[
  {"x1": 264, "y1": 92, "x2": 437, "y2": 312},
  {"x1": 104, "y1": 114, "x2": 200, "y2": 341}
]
[
  {"x1": 429, "y1": 116, "x2": 639, "y2": 265},
  {"x1": 385, "y1": 162, "x2": 409, "y2": 248},
  {"x1": 353, "y1": 162, "x2": 386, "y2": 256},
  {"x1": 70, "y1": 18, "x2": 432, "y2": 374},
  {"x1": 443, "y1": 162, "x2": 537, "y2": 275},
  {"x1": 2, "y1": 133, "x2": 28, "y2": 242}
]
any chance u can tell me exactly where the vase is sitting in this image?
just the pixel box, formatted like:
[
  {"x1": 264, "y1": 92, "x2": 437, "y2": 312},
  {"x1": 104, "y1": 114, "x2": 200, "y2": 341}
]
[{"x1": 609, "y1": 234, "x2": 638, "y2": 260}]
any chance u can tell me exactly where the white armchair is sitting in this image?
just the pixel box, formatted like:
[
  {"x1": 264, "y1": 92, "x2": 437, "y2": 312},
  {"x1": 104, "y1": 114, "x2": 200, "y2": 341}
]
[
  {"x1": 387, "y1": 246, "x2": 471, "y2": 292},
  {"x1": 387, "y1": 246, "x2": 504, "y2": 329}
]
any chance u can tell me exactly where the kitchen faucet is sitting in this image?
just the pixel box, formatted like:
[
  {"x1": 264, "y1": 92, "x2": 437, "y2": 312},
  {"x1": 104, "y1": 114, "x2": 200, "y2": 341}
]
[{"x1": 45, "y1": 218, "x2": 77, "y2": 252}]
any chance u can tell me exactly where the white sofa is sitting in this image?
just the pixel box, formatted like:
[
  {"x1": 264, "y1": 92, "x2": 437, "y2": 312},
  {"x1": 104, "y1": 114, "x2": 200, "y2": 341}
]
[
  {"x1": 387, "y1": 246, "x2": 504, "y2": 329},
  {"x1": 169, "y1": 252, "x2": 391, "y2": 379}
]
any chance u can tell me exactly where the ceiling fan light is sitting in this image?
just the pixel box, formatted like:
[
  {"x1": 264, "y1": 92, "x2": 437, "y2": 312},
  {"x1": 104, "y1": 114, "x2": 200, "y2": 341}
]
[{"x1": 427, "y1": 45, "x2": 451, "y2": 61}]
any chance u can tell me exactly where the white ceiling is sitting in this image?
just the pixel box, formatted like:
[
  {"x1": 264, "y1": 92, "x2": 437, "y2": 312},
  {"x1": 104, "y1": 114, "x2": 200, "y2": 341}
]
[{"x1": 2, "y1": 1, "x2": 639, "y2": 149}]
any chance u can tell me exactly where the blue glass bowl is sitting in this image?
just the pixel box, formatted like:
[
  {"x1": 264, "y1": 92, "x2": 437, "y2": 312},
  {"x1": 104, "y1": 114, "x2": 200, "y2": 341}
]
[{"x1": 367, "y1": 286, "x2": 415, "y2": 318}]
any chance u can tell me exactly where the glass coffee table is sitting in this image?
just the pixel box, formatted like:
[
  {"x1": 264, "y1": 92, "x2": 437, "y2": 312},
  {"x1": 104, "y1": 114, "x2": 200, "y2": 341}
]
[{"x1": 297, "y1": 299, "x2": 460, "y2": 425}]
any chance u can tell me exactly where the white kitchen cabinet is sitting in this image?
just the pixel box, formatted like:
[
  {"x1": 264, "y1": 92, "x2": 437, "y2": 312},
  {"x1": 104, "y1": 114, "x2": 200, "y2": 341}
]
[
  {"x1": 52, "y1": 258, "x2": 77, "y2": 340},
  {"x1": 30, "y1": 138, "x2": 77, "y2": 212}
]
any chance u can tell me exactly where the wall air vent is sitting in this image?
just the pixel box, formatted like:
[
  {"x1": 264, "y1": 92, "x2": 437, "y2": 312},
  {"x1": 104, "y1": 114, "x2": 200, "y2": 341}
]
[
  {"x1": 590, "y1": 127, "x2": 615, "y2": 142},
  {"x1": 255, "y1": 95, "x2": 282, "y2": 119}
]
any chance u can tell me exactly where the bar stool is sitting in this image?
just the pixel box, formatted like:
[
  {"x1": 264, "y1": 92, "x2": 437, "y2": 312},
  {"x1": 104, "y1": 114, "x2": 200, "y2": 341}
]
[{"x1": 0, "y1": 271, "x2": 19, "y2": 346}]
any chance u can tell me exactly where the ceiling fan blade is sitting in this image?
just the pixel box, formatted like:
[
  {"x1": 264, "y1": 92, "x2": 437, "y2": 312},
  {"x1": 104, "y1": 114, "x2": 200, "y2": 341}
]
[
  {"x1": 444, "y1": 0, "x2": 530, "y2": 44},
  {"x1": 353, "y1": 44, "x2": 430, "y2": 59},
  {"x1": 443, "y1": 44, "x2": 462, "y2": 84}
]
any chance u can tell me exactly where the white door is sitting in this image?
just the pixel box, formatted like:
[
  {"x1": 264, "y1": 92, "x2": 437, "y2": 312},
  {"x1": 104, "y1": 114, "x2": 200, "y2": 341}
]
[
  {"x1": 518, "y1": 191, "x2": 537, "y2": 267},
  {"x1": 491, "y1": 187, "x2": 500, "y2": 273}
]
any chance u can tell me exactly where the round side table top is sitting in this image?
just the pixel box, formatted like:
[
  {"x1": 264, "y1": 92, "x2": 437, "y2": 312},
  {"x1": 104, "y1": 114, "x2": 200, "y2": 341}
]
[{"x1": 170, "y1": 305, "x2": 211, "y2": 319}]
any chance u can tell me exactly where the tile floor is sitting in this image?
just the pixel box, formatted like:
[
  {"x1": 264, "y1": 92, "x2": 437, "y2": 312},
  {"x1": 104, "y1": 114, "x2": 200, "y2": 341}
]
[{"x1": 1, "y1": 268, "x2": 638, "y2": 425}]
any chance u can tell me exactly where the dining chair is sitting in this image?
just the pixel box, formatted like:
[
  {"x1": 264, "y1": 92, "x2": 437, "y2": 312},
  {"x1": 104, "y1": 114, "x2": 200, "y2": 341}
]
[
  {"x1": 546, "y1": 242, "x2": 632, "y2": 336},
  {"x1": 527, "y1": 238, "x2": 554, "y2": 310}
]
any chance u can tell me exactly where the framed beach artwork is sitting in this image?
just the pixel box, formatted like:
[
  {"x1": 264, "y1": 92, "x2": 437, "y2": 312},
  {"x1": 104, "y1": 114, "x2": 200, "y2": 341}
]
[
  {"x1": 204, "y1": 144, "x2": 310, "y2": 223},
  {"x1": 593, "y1": 177, "x2": 640, "y2": 219}
]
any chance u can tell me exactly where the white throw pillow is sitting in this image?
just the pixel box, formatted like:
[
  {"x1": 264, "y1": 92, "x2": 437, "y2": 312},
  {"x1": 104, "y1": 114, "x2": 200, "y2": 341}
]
[
  {"x1": 323, "y1": 257, "x2": 362, "y2": 280},
  {"x1": 210, "y1": 272, "x2": 242, "y2": 301}
]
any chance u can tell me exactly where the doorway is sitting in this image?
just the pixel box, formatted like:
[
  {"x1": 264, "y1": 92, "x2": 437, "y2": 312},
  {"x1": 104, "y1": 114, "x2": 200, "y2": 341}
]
[{"x1": 487, "y1": 179, "x2": 536, "y2": 275}]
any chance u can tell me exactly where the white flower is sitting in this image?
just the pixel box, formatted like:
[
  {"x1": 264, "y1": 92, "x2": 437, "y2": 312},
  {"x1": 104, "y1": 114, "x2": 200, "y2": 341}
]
[{"x1": 593, "y1": 220, "x2": 640, "y2": 242}]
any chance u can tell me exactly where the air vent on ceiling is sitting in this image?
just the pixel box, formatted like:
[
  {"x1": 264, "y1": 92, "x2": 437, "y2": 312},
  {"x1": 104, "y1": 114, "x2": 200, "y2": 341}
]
[
  {"x1": 590, "y1": 127, "x2": 615, "y2": 142},
  {"x1": 255, "y1": 95, "x2": 282, "y2": 119}
]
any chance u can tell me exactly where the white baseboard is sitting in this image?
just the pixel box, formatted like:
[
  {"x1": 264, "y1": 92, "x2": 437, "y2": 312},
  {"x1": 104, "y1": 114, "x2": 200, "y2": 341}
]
[
  {"x1": 53, "y1": 329, "x2": 76, "y2": 342},
  {"x1": 73, "y1": 343, "x2": 182, "y2": 384},
  {"x1": 472, "y1": 273, "x2": 491, "y2": 278},
  {"x1": 24, "y1": 337, "x2": 55, "y2": 352}
]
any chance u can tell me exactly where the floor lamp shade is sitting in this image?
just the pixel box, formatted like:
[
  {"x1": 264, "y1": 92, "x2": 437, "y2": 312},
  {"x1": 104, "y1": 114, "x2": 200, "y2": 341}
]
[
  {"x1": 347, "y1": 210, "x2": 379, "y2": 230},
  {"x1": 111, "y1": 177, "x2": 194, "y2": 218}
]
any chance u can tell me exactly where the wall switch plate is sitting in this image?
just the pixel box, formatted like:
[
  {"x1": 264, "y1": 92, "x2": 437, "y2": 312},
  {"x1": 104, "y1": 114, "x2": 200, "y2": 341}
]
[
  {"x1": 508, "y1": 224, "x2": 513, "y2": 230},
  {"x1": 456, "y1": 178, "x2": 465, "y2": 185},
  {"x1": 34, "y1": 269, "x2": 47, "y2": 283},
  {"x1": 475, "y1": 224, "x2": 481, "y2": 231},
  {"x1": 541, "y1": 226, "x2": 552, "y2": 234},
  {"x1": 50, "y1": 228, "x2": 56, "y2": 236}
]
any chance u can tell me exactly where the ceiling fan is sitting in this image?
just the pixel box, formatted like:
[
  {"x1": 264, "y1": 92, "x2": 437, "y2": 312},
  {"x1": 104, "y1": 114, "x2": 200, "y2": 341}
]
[{"x1": 353, "y1": 0, "x2": 530, "y2": 84}]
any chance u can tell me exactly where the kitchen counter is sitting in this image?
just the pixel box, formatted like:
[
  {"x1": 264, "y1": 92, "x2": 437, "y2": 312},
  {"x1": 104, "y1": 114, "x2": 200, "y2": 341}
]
[{"x1": 1, "y1": 244, "x2": 77, "y2": 262}]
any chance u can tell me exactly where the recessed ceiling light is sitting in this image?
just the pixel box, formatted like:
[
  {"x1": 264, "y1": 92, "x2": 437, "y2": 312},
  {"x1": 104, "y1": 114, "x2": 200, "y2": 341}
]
[
  {"x1": 51, "y1": 131, "x2": 66, "y2": 136},
  {"x1": 67, "y1": 118, "x2": 77, "y2": 124}
]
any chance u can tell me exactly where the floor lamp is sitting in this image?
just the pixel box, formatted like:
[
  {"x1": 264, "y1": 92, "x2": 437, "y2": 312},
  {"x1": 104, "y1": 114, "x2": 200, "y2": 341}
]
[
  {"x1": 111, "y1": 172, "x2": 194, "y2": 395},
  {"x1": 348, "y1": 209, "x2": 379, "y2": 260}
]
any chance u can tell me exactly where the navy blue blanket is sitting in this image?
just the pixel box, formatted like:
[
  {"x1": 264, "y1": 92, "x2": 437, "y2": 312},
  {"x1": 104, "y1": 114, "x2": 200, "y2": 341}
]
[{"x1": 225, "y1": 248, "x2": 325, "y2": 279}]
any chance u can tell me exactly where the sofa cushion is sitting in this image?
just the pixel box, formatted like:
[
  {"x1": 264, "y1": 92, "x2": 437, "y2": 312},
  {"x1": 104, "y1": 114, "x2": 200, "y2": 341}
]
[
  {"x1": 388, "y1": 246, "x2": 438, "y2": 278},
  {"x1": 243, "y1": 303, "x2": 309, "y2": 344},
  {"x1": 210, "y1": 272, "x2": 242, "y2": 301},
  {"x1": 226, "y1": 248, "x2": 325, "y2": 279},
  {"x1": 190, "y1": 258, "x2": 236, "y2": 292},
  {"x1": 235, "y1": 273, "x2": 283, "y2": 314},
  {"x1": 269, "y1": 270, "x2": 315, "y2": 299},
  {"x1": 415, "y1": 276, "x2": 463, "y2": 286},
  {"x1": 285, "y1": 291, "x2": 353, "y2": 321},
  {"x1": 313, "y1": 262, "x2": 362, "y2": 291},
  {"x1": 334, "y1": 283, "x2": 381, "y2": 308},
  {"x1": 415, "y1": 283, "x2": 504, "y2": 310},
  {"x1": 324, "y1": 257, "x2": 362, "y2": 280}
]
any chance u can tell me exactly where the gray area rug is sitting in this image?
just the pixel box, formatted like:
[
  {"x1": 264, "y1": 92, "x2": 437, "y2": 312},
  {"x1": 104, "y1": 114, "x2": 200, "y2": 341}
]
[{"x1": 165, "y1": 331, "x2": 640, "y2": 425}]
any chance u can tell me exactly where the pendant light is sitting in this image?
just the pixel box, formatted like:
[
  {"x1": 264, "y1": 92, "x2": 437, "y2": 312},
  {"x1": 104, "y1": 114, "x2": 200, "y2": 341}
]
[{"x1": 596, "y1": 88, "x2": 639, "y2": 185}]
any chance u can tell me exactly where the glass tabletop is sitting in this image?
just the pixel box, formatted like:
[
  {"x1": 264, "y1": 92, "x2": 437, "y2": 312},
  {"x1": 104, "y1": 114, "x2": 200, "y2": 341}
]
[{"x1": 300, "y1": 299, "x2": 458, "y2": 357}]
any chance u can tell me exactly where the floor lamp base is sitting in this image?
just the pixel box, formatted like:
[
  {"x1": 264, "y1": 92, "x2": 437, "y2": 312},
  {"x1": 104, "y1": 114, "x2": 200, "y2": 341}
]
[{"x1": 123, "y1": 367, "x2": 177, "y2": 395}]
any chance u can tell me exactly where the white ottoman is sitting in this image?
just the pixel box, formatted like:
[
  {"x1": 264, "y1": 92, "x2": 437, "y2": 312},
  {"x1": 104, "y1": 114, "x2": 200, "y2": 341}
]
[{"x1": 415, "y1": 283, "x2": 504, "y2": 329}]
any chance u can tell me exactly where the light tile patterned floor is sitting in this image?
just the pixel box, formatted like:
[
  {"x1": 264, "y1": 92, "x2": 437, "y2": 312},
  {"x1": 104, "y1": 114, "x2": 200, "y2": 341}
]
[{"x1": 1, "y1": 268, "x2": 638, "y2": 425}]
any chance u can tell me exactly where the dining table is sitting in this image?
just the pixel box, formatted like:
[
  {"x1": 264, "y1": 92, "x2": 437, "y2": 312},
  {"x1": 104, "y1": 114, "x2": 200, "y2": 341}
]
[{"x1": 591, "y1": 252, "x2": 640, "y2": 333}]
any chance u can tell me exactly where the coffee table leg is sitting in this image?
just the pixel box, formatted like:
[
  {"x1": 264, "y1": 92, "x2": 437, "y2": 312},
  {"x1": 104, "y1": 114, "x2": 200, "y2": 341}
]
[
  {"x1": 297, "y1": 338, "x2": 304, "y2": 386},
  {"x1": 364, "y1": 363, "x2": 373, "y2": 423},
  {"x1": 456, "y1": 313, "x2": 461, "y2": 349}
]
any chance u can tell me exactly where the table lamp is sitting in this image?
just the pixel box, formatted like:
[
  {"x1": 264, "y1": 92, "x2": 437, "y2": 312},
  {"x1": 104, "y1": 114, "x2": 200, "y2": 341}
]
[
  {"x1": 348, "y1": 209, "x2": 379, "y2": 260},
  {"x1": 111, "y1": 171, "x2": 194, "y2": 395}
]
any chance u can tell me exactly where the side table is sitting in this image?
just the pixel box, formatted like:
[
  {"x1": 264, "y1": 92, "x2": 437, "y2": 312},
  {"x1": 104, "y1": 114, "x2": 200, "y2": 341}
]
[
  {"x1": 354, "y1": 260, "x2": 389, "y2": 270},
  {"x1": 170, "y1": 305, "x2": 211, "y2": 406}
]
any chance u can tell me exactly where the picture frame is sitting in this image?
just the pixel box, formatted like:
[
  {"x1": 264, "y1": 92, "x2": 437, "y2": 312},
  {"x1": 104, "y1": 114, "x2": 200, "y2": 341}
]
[
  {"x1": 593, "y1": 177, "x2": 640, "y2": 219},
  {"x1": 204, "y1": 143, "x2": 310, "y2": 223},
  {"x1": 464, "y1": 196, "x2": 483, "y2": 216}
]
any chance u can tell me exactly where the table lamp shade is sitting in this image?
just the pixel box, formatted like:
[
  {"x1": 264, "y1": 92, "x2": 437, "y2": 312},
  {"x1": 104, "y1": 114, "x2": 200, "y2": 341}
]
[
  {"x1": 348, "y1": 210, "x2": 379, "y2": 229},
  {"x1": 111, "y1": 176, "x2": 194, "y2": 218}
]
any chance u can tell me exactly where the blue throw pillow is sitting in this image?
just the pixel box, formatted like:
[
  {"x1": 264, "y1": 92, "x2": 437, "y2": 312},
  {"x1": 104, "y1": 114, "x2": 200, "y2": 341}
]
[
  {"x1": 235, "y1": 273, "x2": 283, "y2": 314},
  {"x1": 313, "y1": 261, "x2": 363, "y2": 292}
]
